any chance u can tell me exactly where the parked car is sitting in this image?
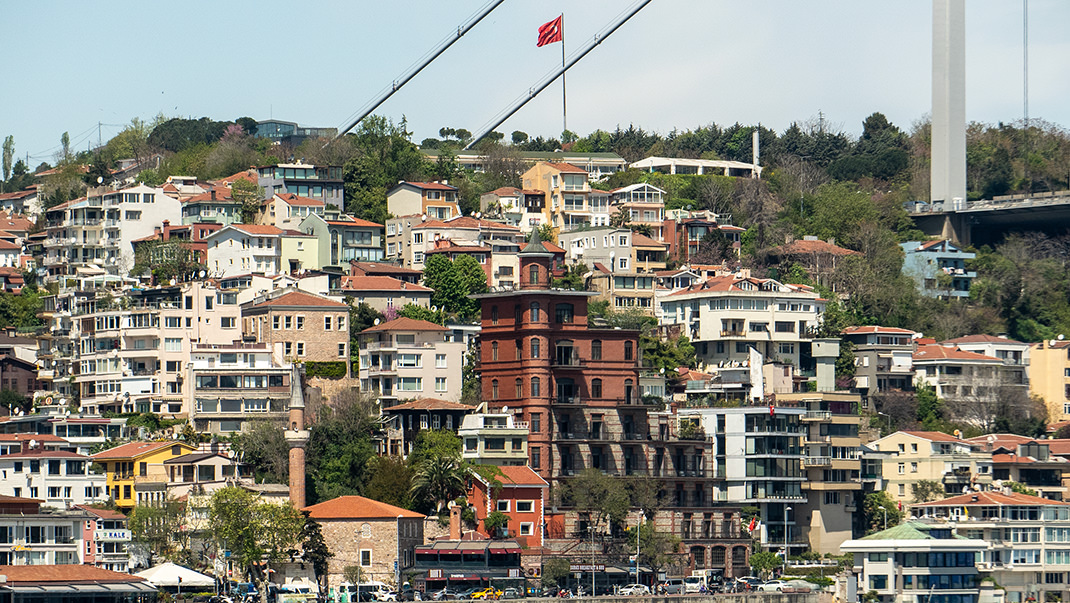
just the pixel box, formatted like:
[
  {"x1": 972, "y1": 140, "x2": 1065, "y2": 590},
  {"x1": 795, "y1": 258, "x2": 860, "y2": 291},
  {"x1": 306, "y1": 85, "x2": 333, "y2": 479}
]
[
  {"x1": 784, "y1": 580, "x2": 812, "y2": 593},
  {"x1": 501, "y1": 588, "x2": 522, "y2": 600},
  {"x1": 619, "y1": 584, "x2": 650, "y2": 596},
  {"x1": 661, "y1": 579, "x2": 685, "y2": 595},
  {"x1": 470, "y1": 588, "x2": 503, "y2": 600},
  {"x1": 431, "y1": 589, "x2": 460, "y2": 601},
  {"x1": 758, "y1": 580, "x2": 789, "y2": 593}
]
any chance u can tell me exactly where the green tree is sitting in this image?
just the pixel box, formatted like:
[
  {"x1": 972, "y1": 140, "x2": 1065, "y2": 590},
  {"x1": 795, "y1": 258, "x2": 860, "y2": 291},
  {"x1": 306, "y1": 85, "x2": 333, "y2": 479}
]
[
  {"x1": 551, "y1": 263, "x2": 589, "y2": 291},
  {"x1": 305, "y1": 389, "x2": 379, "y2": 503},
  {"x1": 422, "y1": 254, "x2": 486, "y2": 321},
  {"x1": 2, "y1": 136, "x2": 13, "y2": 182},
  {"x1": 563, "y1": 468, "x2": 631, "y2": 530},
  {"x1": 300, "y1": 512, "x2": 333, "y2": 593},
  {"x1": 232, "y1": 178, "x2": 264, "y2": 224},
  {"x1": 1006, "y1": 481, "x2": 1038, "y2": 497},
  {"x1": 60, "y1": 131, "x2": 71, "y2": 162},
  {"x1": 863, "y1": 491, "x2": 904, "y2": 534},
  {"x1": 483, "y1": 511, "x2": 510, "y2": 537},
  {"x1": 209, "y1": 486, "x2": 305, "y2": 602},
  {"x1": 395, "y1": 303, "x2": 447, "y2": 325},
  {"x1": 407, "y1": 429, "x2": 462, "y2": 469},
  {"x1": 542, "y1": 557, "x2": 570, "y2": 588},
  {"x1": 911, "y1": 480, "x2": 944, "y2": 503},
  {"x1": 365, "y1": 455, "x2": 415, "y2": 509},
  {"x1": 749, "y1": 551, "x2": 783, "y2": 579},
  {"x1": 230, "y1": 420, "x2": 289, "y2": 483},
  {"x1": 129, "y1": 499, "x2": 189, "y2": 564},
  {"x1": 410, "y1": 455, "x2": 466, "y2": 513},
  {"x1": 625, "y1": 520, "x2": 681, "y2": 575},
  {"x1": 131, "y1": 239, "x2": 204, "y2": 284}
]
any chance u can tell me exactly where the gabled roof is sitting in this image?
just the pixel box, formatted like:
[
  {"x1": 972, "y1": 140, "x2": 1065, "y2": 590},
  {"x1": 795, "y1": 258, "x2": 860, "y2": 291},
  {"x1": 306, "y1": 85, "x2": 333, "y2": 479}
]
[
  {"x1": 383, "y1": 398, "x2": 473, "y2": 412},
  {"x1": 913, "y1": 344, "x2": 1002, "y2": 363},
  {"x1": 0, "y1": 564, "x2": 149, "y2": 584},
  {"x1": 486, "y1": 187, "x2": 522, "y2": 196},
  {"x1": 339, "y1": 276, "x2": 432, "y2": 292},
  {"x1": 913, "y1": 490, "x2": 1070, "y2": 507},
  {"x1": 426, "y1": 242, "x2": 492, "y2": 254},
  {"x1": 275, "y1": 193, "x2": 325, "y2": 207},
  {"x1": 303, "y1": 495, "x2": 424, "y2": 520},
  {"x1": 349, "y1": 261, "x2": 423, "y2": 276},
  {"x1": 226, "y1": 224, "x2": 284, "y2": 236},
  {"x1": 631, "y1": 233, "x2": 666, "y2": 248},
  {"x1": 942, "y1": 334, "x2": 1026, "y2": 346},
  {"x1": 91, "y1": 441, "x2": 190, "y2": 461},
  {"x1": 899, "y1": 430, "x2": 966, "y2": 443},
  {"x1": 543, "y1": 162, "x2": 587, "y2": 174},
  {"x1": 362, "y1": 317, "x2": 447, "y2": 333},
  {"x1": 413, "y1": 216, "x2": 520, "y2": 231},
  {"x1": 323, "y1": 215, "x2": 384, "y2": 228},
  {"x1": 665, "y1": 275, "x2": 801, "y2": 297},
  {"x1": 0, "y1": 189, "x2": 36, "y2": 201},
  {"x1": 183, "y1": 188, "x2": 233, "y2": 203},
  {"x1": 774, "y1": 239, "x2": 861, "y2": 257},
  {"x1": 74, "y1": 504, "x2": 128, "y2": 520},
  {"x1": 249, "y1": 290, "x2": 347, "y2": 309},
  {"x1": 859, "y1": 521, "x2": 965, "y2": 541},
  {"x1": 471, "y1": 465, "x2": 548, "y2": 488},
  {"x1": 396, "y1": 181, "x2": 457, "y2": 192}
]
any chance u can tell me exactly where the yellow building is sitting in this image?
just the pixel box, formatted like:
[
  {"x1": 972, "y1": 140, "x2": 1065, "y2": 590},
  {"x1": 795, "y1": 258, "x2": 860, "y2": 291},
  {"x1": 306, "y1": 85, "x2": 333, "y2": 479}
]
[
  {"x1": 279, "y1": 231, "x2": 319, "y2": 273},
  {"x1": 1029, "y1": 340, "x2": 1070, "y2": 421},
  {"x1": 521, "y1": 161, "x2": 595, "y2": 233},
  {"x1": 868, "y1": 431, "x2": 992, "y2": 504},
  {"x1": 90, "y1": 441, "x2": 196, "y2": 509}
]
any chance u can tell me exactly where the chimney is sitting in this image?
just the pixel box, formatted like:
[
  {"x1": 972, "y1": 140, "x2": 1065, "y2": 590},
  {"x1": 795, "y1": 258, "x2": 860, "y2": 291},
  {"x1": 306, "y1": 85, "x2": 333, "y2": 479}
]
[
  {"x1": 210, "y1": 189, "x2": 217, "y2": 201},
  {"x1": 162, "y1": 220, "x2": 170, "y2": 230},
  {"x1": 449, "y1": 505, "x2": 462, "y2": 540}
]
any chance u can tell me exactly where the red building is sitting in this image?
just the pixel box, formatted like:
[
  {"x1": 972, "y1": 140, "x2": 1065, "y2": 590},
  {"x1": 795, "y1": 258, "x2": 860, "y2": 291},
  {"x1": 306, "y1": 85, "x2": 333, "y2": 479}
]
[
  {"x1": 473, "y1": 232, "x2": 645, "y2": 482},
  {"x1": 468, "y1": 465, "x2": 548, "y2": 548}
]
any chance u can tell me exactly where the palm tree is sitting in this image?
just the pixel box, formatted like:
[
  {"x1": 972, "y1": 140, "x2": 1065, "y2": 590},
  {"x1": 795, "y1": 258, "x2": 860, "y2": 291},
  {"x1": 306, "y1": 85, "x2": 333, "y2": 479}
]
[{"x1": 410, "y1": 455, "x2": 466, "y2": 512}]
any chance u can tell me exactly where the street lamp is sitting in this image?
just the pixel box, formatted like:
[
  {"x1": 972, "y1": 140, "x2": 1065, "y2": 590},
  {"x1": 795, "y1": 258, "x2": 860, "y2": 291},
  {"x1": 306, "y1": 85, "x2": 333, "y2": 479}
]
[
  {"x1": 636, "y1": 509, "x2": 643, "y2": 586},
  {"x1": 589, "y1": 524, "x2": 596, "y2": 596},
  {"x1": 784, "y1": 506, "x2": 792, "y2": 567},
  {"x1": 876, "y1": 411, "x2": 891, "y2": 433},
  {"x1": 881, "y1": 506, "x2": 888, "y2": 531},
  {"x1": 397, "y1": 515, "x2": 404, "y2": 590}
]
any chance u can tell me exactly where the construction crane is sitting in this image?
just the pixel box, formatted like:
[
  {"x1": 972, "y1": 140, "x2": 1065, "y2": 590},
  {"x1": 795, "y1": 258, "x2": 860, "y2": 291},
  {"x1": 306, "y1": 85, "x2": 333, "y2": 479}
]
[
  {"x1": 331, "y1": 0, "x2": 507, "y2": 142},
  {"x1": 465, "y1": 0, "x2": 653, "y2": 150}
]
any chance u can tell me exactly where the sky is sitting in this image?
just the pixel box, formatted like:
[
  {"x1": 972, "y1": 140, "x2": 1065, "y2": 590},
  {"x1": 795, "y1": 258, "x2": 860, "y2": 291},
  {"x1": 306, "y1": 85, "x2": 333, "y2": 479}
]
[{"x1": 3, "y1": 0, "x2": 1069, "y2": 166}]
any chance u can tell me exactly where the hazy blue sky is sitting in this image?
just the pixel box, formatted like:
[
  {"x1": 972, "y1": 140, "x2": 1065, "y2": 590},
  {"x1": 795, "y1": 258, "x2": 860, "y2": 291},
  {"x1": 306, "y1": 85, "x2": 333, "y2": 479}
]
[{"x1": 4, "y1": 1, "x2": 1068, "y2": 165}]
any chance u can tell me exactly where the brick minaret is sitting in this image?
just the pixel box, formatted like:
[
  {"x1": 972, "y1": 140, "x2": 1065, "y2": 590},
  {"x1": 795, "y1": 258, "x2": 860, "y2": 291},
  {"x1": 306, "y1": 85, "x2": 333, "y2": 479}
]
[{"x1": 284, "y1": 364, "x2": 310, "y2": 508}]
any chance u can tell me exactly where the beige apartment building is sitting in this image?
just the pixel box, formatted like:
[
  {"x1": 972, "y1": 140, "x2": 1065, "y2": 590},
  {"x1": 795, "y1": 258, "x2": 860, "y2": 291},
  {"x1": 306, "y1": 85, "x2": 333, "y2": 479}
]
[
  {"x1": 869, "y1": 431, "x2": 992, "y2": 504},
  {"x1": 521, "y1": 162, "x2": 602, "y2": 233},
  {"x1": 357, "y1": 317, "x2": 467, "y2": 407},
  {"x1": 1029, "y1": 339, "x2": 1070, "y2": 421},
  {"x1": 241, "y1": 288, "x2": 350, "y2": 369}
]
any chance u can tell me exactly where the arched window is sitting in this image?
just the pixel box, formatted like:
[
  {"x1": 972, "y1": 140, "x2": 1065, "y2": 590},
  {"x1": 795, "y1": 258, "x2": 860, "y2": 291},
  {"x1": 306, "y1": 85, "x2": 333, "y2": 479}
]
[
  {"x1": 591, "y1": 378, "x2": 602, "y2": 399},
  {"x1": 530, "y1": 377, "x2": 541, "y2": 397},
  {"x1": 491, "y1": 379, "x2": 499, "y2": 400},
  {"x1": 529, "y1": 264, "x2": 540, "y2": 284},
  {"x1": 591, "y1": 340, "x2": 602, "y2": 360},
  {"x1": 624, "y1": 379, "x2": 634, "y2": 404},
  {"x1": 515, "y1": 378, "x2": 523, "y2": 398},
  {"x1": 530, "y1": 302, "x2": 541, "y2": 322},
  {"x1": 491, "y1": 341, "x2": 499, "y2": 361},
  {"x1": 530, "y1": 337, "x2": 541, "y2": 359},
  {"x1": 515, "y1": 339, "x2": 522, "y2": 360},
  {"x1": 624, "y1": 340, "x2": 634, "y2": 360}
]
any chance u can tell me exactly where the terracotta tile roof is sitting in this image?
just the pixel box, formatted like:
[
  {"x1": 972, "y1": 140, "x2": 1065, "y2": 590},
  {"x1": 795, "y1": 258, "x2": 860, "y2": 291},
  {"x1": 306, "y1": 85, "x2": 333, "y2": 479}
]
[
  {"x1": 843, "y1": 325, "x2": 916, "y2": 335},
  {"x1": 0, "y1": 564, "x2": 148, "y2": 584},
  {"x1": 249, "y1": 290, "x2": 347, "y2": 309},
  {"x1": 74, "y1": 504, "x2": 128, "y2": 520},
  {"x1": 383, "y1": 398, "x2": 473, "y2": 412},
  {"x1": 487, "y1": 187, "x2": 522, "y2": 196},
  {"x1": 913, "y1": 490, "x2": 1070, "y2": 507},
  {"x1": 229, "y1": 224, "x2": 284, "y2": 236},
  {"x1": 900, "y1": 430, "x2": 966, "y2": 443},
  {"x1": 544, "y1": 162, "x2": 587, "y2": 174},
  {"x1": 0, "y1": 494, "x2": 41, "y2": 504},
  {"x1": 493, "y1": 465, "x2": 549, "y2": 487},
  {"x1": 666, "y1": 275, "x2": 787, "y2": 297},
  {"x1": 304, "y1": 495, "x2": 424, "y2": 520},
  {"x1": 275, "y1": 193, "x2": 325, "y2": 207},
  {"x1": 630, "y1": 233, "x2": 666, "y2": 248},
  {"x1": 0, "y1": 433, "x2": 67, "y2": 443},
  {"x1": 91, "y1": 440, "x2": 184, "y2": 460},
  {"x1": 913, "y1": 344, "x2": 1002, "y2": 363},
  {"x1": 675, "y1": 367, "x2": 713, "y2": 381},
  {"x1": 339, "y1": 276, "x2": 431, "y2": 292},
  {"x1": 775, "y1": 239, "x2": 861, "y2": 257},
  {"x1": 325, "y1": 217, "x2": 384, "y2": 228},
  {"x1": 542, "y1": 241, "x2": 565, "y2": 254},
  {"x1": 964, "y1": 433, "x2": 1034, "y2": 447},
  {"x1": 0, "y1": 189, "x2": 36, "y2": 201},
  {"x1": 0, "y1": 214, "x2": 34, "y2": 232},
  {"x1": 398, "y1": 181, "x2": 457, "y2": 192},
  {"x1": 216, "y1": 169, "x2": 258, "y2": 186},
  {"x1": 426, "y1": 242, "x2": 492, "y2": 254},
  {"x1": 362, "y1": 317, "x2": 447, "y2": 333},
  {"x1": 413, "y1": 216, "x2": 520, "y2": 231},
  {"x1": 2, "y1": 449, "x2": 87, "y2": 459},
  {"x1": 942, "y1": 334, "x2": 1026, "y2": 345},
  {"x1": 349, "y1": 261, "x2": 423, "y2": 276},
  {"x1": 990, "y1": 453, "x2": 1062, "y2": 464},
  {"x1": 593, "y1": 262, "x2": 611, "y2": 274},
  {"x1": 183, "y1": 188, "x2": 234, "y2": 203},
  {"x1": 916, "y1": 239, "x2": 949, "y2": 251}
]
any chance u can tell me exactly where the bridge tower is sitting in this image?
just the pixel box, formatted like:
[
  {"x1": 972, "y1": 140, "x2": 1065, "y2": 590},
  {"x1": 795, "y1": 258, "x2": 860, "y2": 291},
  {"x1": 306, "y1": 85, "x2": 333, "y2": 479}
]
[{"x1": 932, "y1": 0, "x2": 967, "y2": 209}]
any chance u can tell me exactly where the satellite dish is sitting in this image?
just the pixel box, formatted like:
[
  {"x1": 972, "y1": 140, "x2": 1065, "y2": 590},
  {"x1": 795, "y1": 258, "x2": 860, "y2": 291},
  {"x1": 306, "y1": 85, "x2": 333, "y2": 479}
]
[
  {"x1": 1060, "y1": 334, "x2": 1066, "y2": 341},
  {"x1": 1051, "y1": 340, "x2": 1058, "y2": 347},
  {"x1": 58, "y1": 399, "x2": 66, "y2": 406},
  {"x1": 97, "y1": 176, "x2": 104, "y2": 185},
  {"x1": 29, "y1": 439, "x2": 37, "y2": 449},
  {"x1": 373, "y1": 318, "x2": 381, "y2": 325},
  {"x1": 502, "y1": 406, "x2": 509, "y2": 413},
  {"x1": 199, "y1": 271, "x2": 206, "y2": 278},
  {"x1": 169, "y1": 278, "x2": 177, "y2": 286}
]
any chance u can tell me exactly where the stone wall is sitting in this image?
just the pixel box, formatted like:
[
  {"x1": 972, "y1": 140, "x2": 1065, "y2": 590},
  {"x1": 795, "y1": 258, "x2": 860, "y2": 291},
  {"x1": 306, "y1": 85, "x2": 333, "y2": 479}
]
[{"x1": 320, "y1": 517, "x2": 423, "y2": 592}]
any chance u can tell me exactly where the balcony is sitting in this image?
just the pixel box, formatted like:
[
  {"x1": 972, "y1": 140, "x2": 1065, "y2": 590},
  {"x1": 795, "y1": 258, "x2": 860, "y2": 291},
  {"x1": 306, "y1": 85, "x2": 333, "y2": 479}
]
[
  {"x1": 720, "y1": 329, "x2": 745, "y2": 338},
  {"x1": 803, "y1": 456, "x2": 832, "y2": 467},
  {"x1": 802, "y1": 410, "x2": 832, "y2": 421},
  {"x1": 553, "y1": 396, "x2": 585, "y2": 406}
]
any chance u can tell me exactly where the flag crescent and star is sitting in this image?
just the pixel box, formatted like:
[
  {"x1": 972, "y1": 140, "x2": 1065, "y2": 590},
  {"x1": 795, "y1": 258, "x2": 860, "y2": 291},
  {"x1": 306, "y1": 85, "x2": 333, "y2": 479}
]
[{"x1": 537, "y1": 16, "x2": 563, "y2": 47}]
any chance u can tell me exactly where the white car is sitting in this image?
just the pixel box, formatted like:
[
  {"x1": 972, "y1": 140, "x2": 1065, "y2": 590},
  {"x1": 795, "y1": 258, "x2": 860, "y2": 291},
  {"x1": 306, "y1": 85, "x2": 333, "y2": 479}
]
[
  {"x1": 619, "y1": 584, "x2": 650, "y2": 596},
  {"x1": 758, "y1": 580, "x2": 788, "y2": 592}
]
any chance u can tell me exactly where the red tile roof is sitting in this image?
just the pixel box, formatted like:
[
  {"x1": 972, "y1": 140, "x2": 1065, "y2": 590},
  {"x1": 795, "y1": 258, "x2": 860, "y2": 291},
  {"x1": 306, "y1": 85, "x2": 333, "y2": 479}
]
[
  {"x1": 398, "y1": 181, "x2": 457, "y2": 192},
  {"x1": 913, "y1": 490, "x2": 1070, "y2": 507},
  {"x1": 249, "y1": 290, "x2": 347, "y2": 309},
  {"x1": 426, "y1": 242, "x2": 492, "y2": 254},
  {"x1": 325, "y1": 217, "x2": 384, "y2": 228},
  {"x1": 275, "y1": 193, "x2": 325, "y2": 207},
  {"x1": 631, "y1": 233, "x2": 666, "y2": 248},
  {"x1": 900, "y1": 430, "x2": 965, "y2": 443},
  {"x1": 0, "y1": 564, "x2": 147, "y2": 584},
  {"x1": 666, "y1": 275, "x2": 789, "y2": 297},
  {"x1": 843, "y1": 326, "x2": 916, "y2": 335},
  {"x1": 349, "y1": 261, "x2": 423, "y2": 276},
  {"x1": 413, "y1": 216, "x2": 520, "y2": 231},
  {"x1": 304, "y1": 495, "x2": 424, "y2": 520},
  {"x1": 544, "y1": 162, "x2": 587, "y2": 174},
  {"x1": 74, "y1": 504, "x2": 128, "y2": 520},
  {"x1": 916, "y1": 239, "x2": 950, "y2": 251},
  {"x1": 542, "y1": 241, "x2": 565, "y2": 254},
  {"x1": 0, "y1": 189, "x2": 36, "y2": 201},
  {"x1": 183, "y1": 188, "x2": 234, "y2": 203},
  {"x1": 0, "y1": 214, "x2": 33, "y2": 232},
  {"x1": 965, "y1": 433, "x2": 1034, "y2": 448},
  {"x1": 942, "y1": 334, "x2": 1026, "y2": 345},
  {"x1": 775, "y1": 239, "x2": 861, "y2": 257},
  {"x1": 216, "y1": 169, "x2": 258, "y2": 186},
  {"x1": 494, "y1": 465, "x2": 549, "y2": 487},
  {"x1": 0, "y1": 433, "x2": 67, "y2": 443},
  {"x1": 229, "y1": 224, "x2": 284, "y2": 235},
  {"x1": 339, "y1": 276, "x2": 431, "y2": 292},
  {"x1": 2, "y1": 449, "x2": 86, "y2": 459},
  {"x1": 91, "y1": 441, "x2": 187, "y2": 461},
  {"x1": 362, "y1": 317, "x2": 447, "y2": 333},
  {"x1": 384, "y1": 398, "x2": 473, "y2": 412},
  {"x1": 486, "y1": 187, "x2": 522, "y2": 196},
  {"x1": 913, "y1": 344, "x2": 1002, "y2": 363}
]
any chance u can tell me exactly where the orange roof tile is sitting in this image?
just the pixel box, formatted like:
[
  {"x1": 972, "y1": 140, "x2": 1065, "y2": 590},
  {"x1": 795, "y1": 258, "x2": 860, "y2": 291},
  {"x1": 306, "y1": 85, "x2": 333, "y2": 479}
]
[
  {"x1": 630, "y1": 233, "x2": 666, "y2": 248},
  {"x1": 362, "y1": 317, "x2": 447, "y2": 333},
  {"x1": 942, "y1": 334, "x2": 1026, "y2": 345},
  {"x1": 494, "y1": 465, "x2": 549, "y2": 487},
  {"x1": 913, "y1": 344, "x2": 1002, "y2": 363},
  {"x1": 304, "y1": 495, "x2": 424, "y2": 519},
  {"x1": 900, "y1": 430, "x2": 965, "y2": 443},
  {"x1": 91, "y1": 441, "x2": 187, "y2": 460},
  {"x1": 913, "y1": 490, "x2": 1070, "y2": 507},
  {"x1": 775, "y1": 239, "x2": 861, "y2": 257},
  {"x1": 325, "y1": 216, "x2": 384, "y2": 228},
  {"x1": 843, "y1": 326, "x2": 916, "y2": 335},
  {"x1": 74, "y1": 504, "x2": 128, "y2": 520},
  {"x1": 486, "y1": 187, "x2": 522, "y2": 196},
  {"x1": 0, "y1": 564, "x2": 147, "y2": 584},
  {"x1": 249, "y1": 290, "x2": 347, "y2": 309},
  {"x1": 413, "y1": 216, "x2": 520, "y2": 231},
  {"x1": 544, "y1": 162, "x2": 587, "y2": 174},
  {"x1": 275, "y1": 193, "x2": 325, "y2": 207},
  {"x1": 383, "y1": 398, "x2": 473, "y2": 412},
  {"x1": 229, "y1": 224, "x2": 284, "y2": 235},
  {"x1": 398, "y1": 181, "x2": 457, "y2": 192},
  {"x1": 339, "y1": 276, "x2": 431, "y2": 292}
]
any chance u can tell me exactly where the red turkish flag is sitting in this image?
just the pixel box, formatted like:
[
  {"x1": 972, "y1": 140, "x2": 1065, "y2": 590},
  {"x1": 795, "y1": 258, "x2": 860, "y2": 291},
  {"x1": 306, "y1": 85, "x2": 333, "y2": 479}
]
[{"x1": 537, "y1": 16, "x2": 563, "y2": 47}]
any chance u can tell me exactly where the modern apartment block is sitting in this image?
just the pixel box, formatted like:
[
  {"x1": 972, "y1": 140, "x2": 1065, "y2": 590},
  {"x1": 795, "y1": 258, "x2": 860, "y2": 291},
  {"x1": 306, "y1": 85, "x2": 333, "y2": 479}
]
[
  {"x1": 386, "y1": 181, "x2": 460, "y2": 220},
  {"x1": 357, "y1": 317, "x2": 467, "y2": 407},
  {"x1": 900, "y1": 239, "x2": 976, "y2": 299},
  {"x1": 521, "y1": 162, "x2": 605, "y2": 232},
  {"x1": 458, "y1": 411, "x2": 530, "y2": 466},
  {"x1": 559, "y1": 227, "x2": 668, "y2": 313},
  {"x1": 187, "y1": 343, "x2": 294, "y2": 434},
  {"x1": 913, "y1": 344, "x2": 1027, "y2": 418},
  {"x1": 77, "y1": 505, "x2": 133, "y2": 572},
  {"x1": 256, "y1": 163, "x2": 344, "y2": 209},
  {"x1": 479, "y1": 187, "x2": 547, "y2": 231},
  {"x1": 384, "y1": 215, "x2": 522, "y2": 273},
  {"x1": 0, "y1": 440, "x2": 107, "y2": 506},
  {"x1": 869, "y1": 431, "x2": 992, "y2": 504},
  {"x1": 298, "y1": 213, "x2": 385, "y2": 268},
  {"x1": 42, "y1": 184, "x2": 182, "y2": 283},
  {"x1": 841, "y1": 326, "x2": 917, "y2": 399},
  {"x1": 610, "y1": 182, "x2": 666, "y2": 241},
  {"x1": 0, "y1": 496, "x2": 91, "y2": 565},
  {"x1": 262, "y1": 193, "x2": 325, "y2": 231},
  {"x1": 914, "y1": 491, "x2": 1070, "y2": 603}
]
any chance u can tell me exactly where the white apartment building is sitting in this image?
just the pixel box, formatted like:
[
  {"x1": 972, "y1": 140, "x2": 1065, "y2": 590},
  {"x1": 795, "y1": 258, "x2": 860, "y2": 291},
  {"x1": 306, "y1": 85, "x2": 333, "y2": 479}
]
[
  {"x1": 357, "y1": 317, "x2": 467, "y2": 406},
  {"x1": 206, "y1": 224, "x2": 287, "y2": 277},
  {"x1": 610, "y1": 182, "x2": 666, "y2": 241},
  {"x1": 459, "y1": 412, "x2": 530, "y2": 466},
  {"x1": 42, "y1": 184, "x2": 182, "y2": 283},
  {"x1": 914, "y1": 491, "x2": 1070, "y2": 603},
  {"x1": 385, "y1": 215, "x2": 523, "y2": 272},
  {"x1": 659, "y1": 275, "x2": 826, "y2": 372},
  {"x1": 261, "y1": 192, "x2": 325, "y2": 230},
  {"x1": 0, "y1": 444, "x2": 107, "y2": 506},
  {"x1": 0, "y1": 498, "x2": 90, "y2": 566},
  {"x1": 187, "y1": 343, "x2": 293, "y2": 434}
]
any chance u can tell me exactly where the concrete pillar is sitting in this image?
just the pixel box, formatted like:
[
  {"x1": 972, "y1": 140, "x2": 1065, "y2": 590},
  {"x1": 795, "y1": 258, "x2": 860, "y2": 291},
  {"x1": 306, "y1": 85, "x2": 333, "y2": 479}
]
[
  {"x1": 288, "y1": 445, "x2": 307, "y2": 508},
  {"x1": 932, "y1": 0, "x2": 967, "y2": 205}
]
